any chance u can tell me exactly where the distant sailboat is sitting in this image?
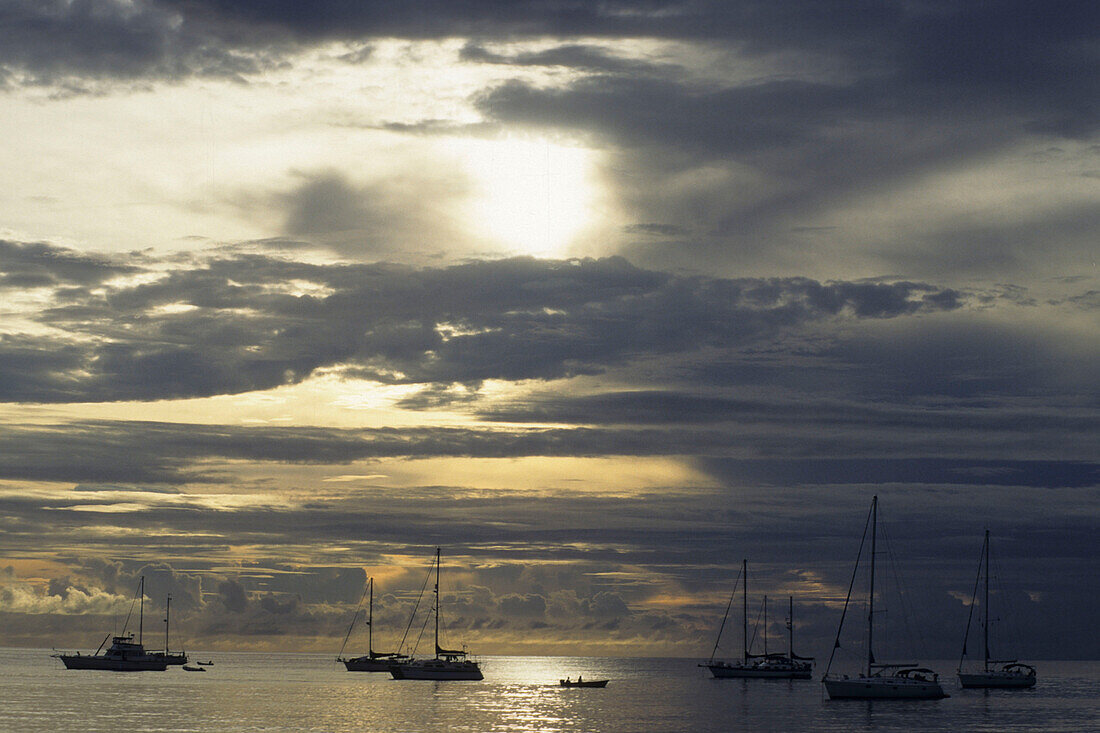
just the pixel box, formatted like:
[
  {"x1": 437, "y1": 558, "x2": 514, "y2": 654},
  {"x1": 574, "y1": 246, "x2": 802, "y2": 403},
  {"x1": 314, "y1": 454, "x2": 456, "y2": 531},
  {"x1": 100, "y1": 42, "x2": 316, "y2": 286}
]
[
  {"x1": 53, "y1": 576, "x2": 169, "y2": 671},
  {"x1": 957, "y1": 530, "x2": 1037, "y2": 689},
  {"x1": 389, "y1": 548, "x2": 483, "y2": 681},
  {"x1": 153, "y1": 593, "x2": 188, "y2": 666},
  {"x1": 822, "y1": 496, "x2": 948, "y2": 700},
  {"x1": 337, "y1": 577, "x2": 410, "y2": 672},
  {"x1": 702, "y1": 561, "x2": 813, "y2": 679}
]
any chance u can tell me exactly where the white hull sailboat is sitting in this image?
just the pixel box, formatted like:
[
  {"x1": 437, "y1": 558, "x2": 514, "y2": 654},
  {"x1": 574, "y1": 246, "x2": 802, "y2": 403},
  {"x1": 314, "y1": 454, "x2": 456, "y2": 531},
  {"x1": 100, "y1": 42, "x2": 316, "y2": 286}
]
[
  {"x1": 337, "y1": 577, "x2": 410, "y2": 672},
  {"x1": 390, "y1": 656, "x2": 484, "y2": 680},
  {"x1": 702, "y1": 561, "x2": 813, "y2": 679},
  {"x1": 821, "y1": 496, "x2": 947, "y2": 700},
  {"x1": 823, "y1": 667, "x2": 947, "y2": 699},
  {"x1": 958, "y1": 664, "x2": 1036, "y2": 690},
  {"x1": 957, "y1": 530, "x2": 1036, "y2": 689},
  {"x1": 389, "y1": 548, "x2": 483, "y2": 681}
]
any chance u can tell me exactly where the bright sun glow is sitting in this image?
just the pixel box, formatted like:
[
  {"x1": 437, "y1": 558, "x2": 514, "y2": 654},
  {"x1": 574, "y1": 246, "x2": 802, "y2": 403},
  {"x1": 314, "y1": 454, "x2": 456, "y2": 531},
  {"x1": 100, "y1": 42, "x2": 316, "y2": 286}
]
[{"x1": 457, "y1": 137, "x2": 597, "y2": 257}]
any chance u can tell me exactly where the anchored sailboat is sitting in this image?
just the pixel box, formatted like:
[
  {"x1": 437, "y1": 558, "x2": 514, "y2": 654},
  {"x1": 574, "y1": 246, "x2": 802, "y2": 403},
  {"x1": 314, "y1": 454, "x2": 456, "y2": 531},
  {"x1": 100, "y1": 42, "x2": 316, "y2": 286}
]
[
  {"x1": 337, "y1": 577, "x2": 410, "y2": 672},
  {"x1": 53, "y1": 576, "x2": 169, "y2": 671},
  {"x1": 758, "y1": 595, "x2": 815, "y2": 678},
  {"x1": 957, "y1": 530, "x2": 1037, "y2": 689},
  {"x1": 822, "y1": 496, "x2": 947, "y2": 700},
  {"x1": 702, "y1": 561, "x2": 813, "y2": 679},
  {"x1": 153, "y1": 594, "x2": 188, "y2": 666},
  {"x1": 389, "y1": 548, "x2": 483, "y2": 681}
]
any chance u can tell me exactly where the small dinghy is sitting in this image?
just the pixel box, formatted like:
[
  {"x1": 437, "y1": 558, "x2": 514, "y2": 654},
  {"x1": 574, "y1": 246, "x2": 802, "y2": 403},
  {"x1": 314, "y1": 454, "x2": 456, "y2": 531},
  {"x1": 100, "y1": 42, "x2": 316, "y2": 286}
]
[
  {"x1": 182, "y1": 664, "x2": 206, "y2": 672},
  {"x1": 559, "y1": 677, "x2": 608, "y2": 688}
]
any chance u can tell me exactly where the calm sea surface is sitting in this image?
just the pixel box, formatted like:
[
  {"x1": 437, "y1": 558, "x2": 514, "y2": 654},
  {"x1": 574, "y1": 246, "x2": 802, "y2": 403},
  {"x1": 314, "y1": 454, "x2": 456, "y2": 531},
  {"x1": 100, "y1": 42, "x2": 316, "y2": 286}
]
[{"x1": 1, "y1": 648, "x2": 1096, "y2": 732}]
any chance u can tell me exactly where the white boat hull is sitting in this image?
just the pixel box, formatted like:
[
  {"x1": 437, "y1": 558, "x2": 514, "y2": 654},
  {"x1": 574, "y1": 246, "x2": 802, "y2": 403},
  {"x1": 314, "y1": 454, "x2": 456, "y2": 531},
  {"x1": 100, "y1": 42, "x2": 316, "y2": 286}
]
[
  {"x1": 57, "y1": 653, "x2": 168, "y2": 671},
  {"x1": 707, "y1": 663, "x2": 812, "y2": 679},
  {"x1": 958, "y1": 671, "x2": 1036, "y2": 689},
  {"x1": 390, "y1": 659, "x2": 483, "y2": 680},
  {"x1": 824, "y1": 676, "x2": 948, "y2": 699}
]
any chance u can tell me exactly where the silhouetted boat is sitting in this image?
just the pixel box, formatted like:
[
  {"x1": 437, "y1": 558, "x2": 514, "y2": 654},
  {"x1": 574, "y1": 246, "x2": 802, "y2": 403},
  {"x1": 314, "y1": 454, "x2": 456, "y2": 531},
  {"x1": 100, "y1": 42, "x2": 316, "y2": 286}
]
[
  {"x1": 389, "y1": 548, "x2": 483, "y2": 681},
  {"x1": 957, "y1": 530, "x2": 1037, "y2": 689},
  {"x1": 182, "y1": 664, "x2": 205, "y2": 672},
  {"x1": 559, "y1": 677, "x2": 608, "y2": 687},
  {"x1": 702, "y1": 561, "x2": 813, "y2": 679},
  {"x1": 821, "y1": 496, "x2": 948, "y2": 700},
  {"x1": 53, "y1": 577, "x2": 169, "y2": 671},
  {"x1": 337, "y1": 576, "x2": 410, "y2": 672},
  {"x1": 152, "y1": 593, "x2": 187, "y2": 666}
]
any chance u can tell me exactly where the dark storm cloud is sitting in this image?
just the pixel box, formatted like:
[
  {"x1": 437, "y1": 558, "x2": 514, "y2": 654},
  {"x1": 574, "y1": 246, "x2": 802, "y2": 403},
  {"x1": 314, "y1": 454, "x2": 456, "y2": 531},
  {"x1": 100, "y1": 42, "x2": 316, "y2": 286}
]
[
  {"x1": 1, "y1": 393, "x2": 1095, "y2": 488},
  {"x1": 477, "y1": 390, "x2": 1100, "y2": 434},
  {"x1": 273, "y1": 169, "x2": 472, "y2": 258},
  {"x1": 0, "y1": 0, "x2": 277, "y2": 88},
  {"x1": 0, "y1": 239, "x2": 141, "y2": 289},
  {"x1": 4, "y1": 1, "x2": 1094, "y2": 129},
  {"x1": 464, "y1": 2, "x2": 1100, "y2": 144},
  {"x1": 697, "y1": 457, "x2": 1099, "y2": 490},
  {"x1": 2, "y1": 250, "x2": 968, "y2": 403}
]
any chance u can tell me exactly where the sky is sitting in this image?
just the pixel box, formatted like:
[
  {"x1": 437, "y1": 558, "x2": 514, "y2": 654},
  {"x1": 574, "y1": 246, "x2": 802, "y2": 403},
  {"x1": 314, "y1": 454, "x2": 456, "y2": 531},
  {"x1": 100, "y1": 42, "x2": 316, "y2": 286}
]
[{"x1": 0, "y1": 0, "x2": 1097, "y2": 662}]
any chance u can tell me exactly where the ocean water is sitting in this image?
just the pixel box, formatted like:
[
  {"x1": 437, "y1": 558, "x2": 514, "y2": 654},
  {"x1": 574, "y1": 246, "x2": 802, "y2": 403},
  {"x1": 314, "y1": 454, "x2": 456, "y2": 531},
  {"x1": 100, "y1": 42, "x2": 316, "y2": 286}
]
[{"x1": 1, "y1": 649, "x2": 1096, "y2": 732}]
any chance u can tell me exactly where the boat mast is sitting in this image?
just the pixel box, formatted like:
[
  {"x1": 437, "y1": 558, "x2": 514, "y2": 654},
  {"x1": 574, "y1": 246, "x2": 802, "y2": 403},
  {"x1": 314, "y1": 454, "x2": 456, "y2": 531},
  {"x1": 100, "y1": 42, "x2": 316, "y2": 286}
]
[
  {"x1": 763, "y1": 595, "x2": 769, "y2": 657},
  {"x1": 787, "y1": 596, "x2": 794, "y2": 661},
  {"x1": 165, "y1": 594, "x2": 171, "y2": 653},
  {"x1": 139, "y1": 576, "x2": 144, "y2": 645},
  {"x1": 368, "y1": 577, "x2": 374, "y2": 657},
  {"x1": 867, "y1": 495, "x2": 877, "y2": 678},
  {"x1": 983, "y1": 529, "x2": 990, "y2": 673},
  {"x1": 434, "y1": 547, "x2": 441, "y2": 659},
  {"x1": 742, "y1": 559, "x2": 748, "y2": 664},
  {"x1": 822, "y1": 496, "x2": 875, "y2": 680}
]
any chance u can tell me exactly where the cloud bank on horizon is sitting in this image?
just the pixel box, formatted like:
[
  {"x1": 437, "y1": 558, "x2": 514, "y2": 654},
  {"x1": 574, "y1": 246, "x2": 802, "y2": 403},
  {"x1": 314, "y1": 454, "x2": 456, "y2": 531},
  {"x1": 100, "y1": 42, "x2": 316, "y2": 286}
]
[{"x1": 0, "y1": 0, "x2": 1096, "y2": 659}]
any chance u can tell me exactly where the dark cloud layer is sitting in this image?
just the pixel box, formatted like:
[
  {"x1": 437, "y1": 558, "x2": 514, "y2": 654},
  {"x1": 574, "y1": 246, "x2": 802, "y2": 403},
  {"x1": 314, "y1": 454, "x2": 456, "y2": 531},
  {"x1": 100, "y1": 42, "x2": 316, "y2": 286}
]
[
  {"x1": 0, "y1": 239, "x2": 140, "y2": 289},
  {"x1": 5, "y1": 1, "x2": 1096, "y2": 138},
  {"x1": 0, "y1": 0, "x2": 279, "y2": 88},
  {"x1": 0, "y1": 244, "x2": 970, "y2": 403},
  {"x1": 1, "y1": 465, "x2": 1095, "y2": 656}
]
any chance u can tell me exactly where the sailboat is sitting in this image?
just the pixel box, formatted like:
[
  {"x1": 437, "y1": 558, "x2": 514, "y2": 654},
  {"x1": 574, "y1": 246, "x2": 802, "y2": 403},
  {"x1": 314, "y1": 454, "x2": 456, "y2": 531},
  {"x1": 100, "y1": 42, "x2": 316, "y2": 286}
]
[
  {"x1": 337, "y1": 577, "x2": 410, "y2": 672},
  {"x1": 389, "y1": 548, "x2": 483, "y2": 681},
  {"x1": 957, "y1": 530, "x2": 1037, "y2": 689},
  {"x1": 822, "y1": 496, "x2": 948, "y2": 699},
  {"x1": 152, "y1": 594, "x2": 188, "y2": 666},
  {"x1": 702, "y1": 561, "x2": 813, "y2": 679},
  {"x1": 754, "y1": 596, "x2": 815, "y2": 678},
  {"x1": 53, "y1": 576, "x2": 169, "y2": 671}
]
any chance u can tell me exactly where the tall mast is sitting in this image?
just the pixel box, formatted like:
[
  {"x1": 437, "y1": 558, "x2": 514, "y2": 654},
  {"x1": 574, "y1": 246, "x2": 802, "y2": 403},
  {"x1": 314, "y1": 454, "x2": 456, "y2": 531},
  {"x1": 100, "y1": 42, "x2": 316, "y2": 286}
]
[
  {"x1": 867, "y1": 495, "x2": 877, "y2": 678},
  {"x1": 368, "y1": 577, "x2": 374, "y2": 656},
  {"x1": 165, "y1": 594, "x2": 171, "y2": 653},
  {"x1": 434, "y1": 547, "x2": 441, "y2": 659},
  {"x1": 983, "y1": 529, "x2": 990, "y2": 673},
  {"x1": 742, "y1": 559, "x2": 748, "y2": 664},
  {"x1": 763, "y1": 595, "x2": 769, "y2": 657},
  {"x1": 787, "y1": 596, "x2": 794, "y2": 661},
  {"x1": 139, "y1": 576, "x2": 145, "y2": 645}
]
